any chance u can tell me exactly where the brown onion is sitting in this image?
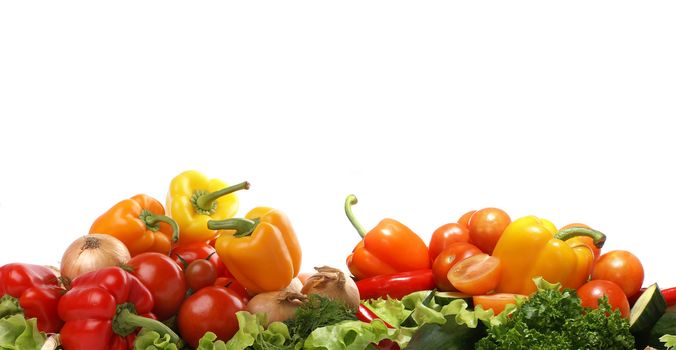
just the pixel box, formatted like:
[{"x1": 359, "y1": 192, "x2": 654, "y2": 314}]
[
  {"x1": 285, "y1": 277, "x2": 303, "y2": 293},
  {"x1": 301, "y1": 266, "x2": 360, "y2": 310},
  {"x1": 60, "y1": 234, "x2": 131, "y2": 281},
  {"x1": 246, "y1": 291, "x2": 308, "y2": 325}
]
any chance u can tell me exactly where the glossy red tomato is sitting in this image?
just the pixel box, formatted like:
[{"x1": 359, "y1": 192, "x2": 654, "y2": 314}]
[
  {"x1": 214, "y1": 276, "x2": 250, "y2": 303},
  {"x1": 467, "y1": 208, "x2": 511, "y2": 254},
  {"x1": 428, "y1": 223, "x2": 470, "y2": 264},
  {"x1": 185, "y1": 259, "x2": 218, "y2": 291},
  {"x1": 127, "y1": 252, "x2": 187, "y2": 320},
  {"x1": 591, "y1": 250, "x2": 644, "y2": 298},
  {"x1": 448, "y1": 254, "x2": 501, "y2": 295},
  {"x1": 432, "y1": 243, "x2": 482, "y2": 291},
  {"x1": 170, "y1": 242, "x2": 231, "y2": 277},
  {"x1": 178, "y1": 286, "x2": 246, "y2": 348},
  {"x1": 577, "y1": 280, "x2": 630, "y2": 319},
  {"x1": 457, "y1": 210, "x2": 476, "y2": 228}
]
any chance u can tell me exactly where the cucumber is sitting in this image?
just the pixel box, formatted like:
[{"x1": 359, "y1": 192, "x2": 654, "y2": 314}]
[
  {"x1": 630, "y1": 283, "x2": 667, "y2": 333},
  {"x1": 635, "y1": 311, "x2": 676, "y2": 349},
  {"x1": 434, "y1": 291, "x2": 472, "y2": 306}
]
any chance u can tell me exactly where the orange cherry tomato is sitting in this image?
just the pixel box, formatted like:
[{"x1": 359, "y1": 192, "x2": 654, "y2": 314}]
[
  {"x1": 577, "y1": 280, "x2": 630, "y2": 319},
  {"x1": 428, "y1": 223, "x2": 470, "y2": 264},
  {"x1": 467, "y1": 208, "x2": 511, "y2": 254},
  {"x1": 591, "y1": 250, "x2": 644, "y2": 298},
  {"x1": 561, "y1": 223, "x2": 601, "y2": 261},
  {"x1": 432, "y1": 242, "x2": 482, "y2": 291},
  {"x1": 448, "y1": 254, "x2": 501, "y2": 295},
  {"x1": 458, "y1": 210, "x2": 476, "y2": 228},
  {"x1": 473, "y1": 293, "x2": 524, "y2": 315}
]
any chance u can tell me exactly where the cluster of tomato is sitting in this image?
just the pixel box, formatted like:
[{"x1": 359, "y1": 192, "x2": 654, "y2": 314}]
[{"x1": 427, "y1": 207, "x2": 646, "y2": 316}]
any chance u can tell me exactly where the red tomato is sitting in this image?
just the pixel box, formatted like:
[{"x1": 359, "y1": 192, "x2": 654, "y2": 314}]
[
  {"x1": 428, "y1": 223, "x2": 470, "y2": 264},
  {"x1": 457, "y1": 210, "x2": 476, "y2": 228},
  {"x1": 577, "y1": 280, "x2": 630, "y2": 319},
  {"x1": 432, "y1": 243, "x2": 482, "y2": 291},
  {"x1": 473, "y1": 293, "x2": 523, "y2": 315},
  {"x1": 591, "y1": 250, "x2": 644, "y2": 298},
  {"x1": 178, "y1": 286, "x2": 246, "y2": 348},
  {"x1": 467, "y1": 208, "x2": 511, "y2": 254},
  {"x1": 560, "y1": 223, "x2": 601, "y2": 261},
  {"x1": 185, "y1": 259, "x2": 218, "y2": 291},
  {"x1": 214, "y1": 277, "x2": 250, "y2": 303},
  {"x1": 170, "y1": 242, "x2": 231, "y2": 277},
  {"x1": 127, "y1": 252, "x2": 188, "y2": 320},
  {"x1": 448, "y1": 254, "x2": 501, "y2": 295}
]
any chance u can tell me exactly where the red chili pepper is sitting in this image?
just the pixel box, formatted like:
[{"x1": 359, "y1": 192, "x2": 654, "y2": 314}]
[
  {"x1": 0, "y1": 263, "x2": 64, "y2": 333},
  {"x1": 57, "y1": 266, "x2": 181, "y2": 350},
  {"x1": 356, "y1": 269, "x2": 435, "y2": 300},
  {"x1": 662, "y1": 287, "x2": 676, "y2": 306}
]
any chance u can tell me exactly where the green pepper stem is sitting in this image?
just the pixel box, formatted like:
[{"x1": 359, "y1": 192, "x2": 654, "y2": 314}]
[
  {"x1": 113, "y1": 304, "x2": 182, "y2": 345},
  {"x1": 554, "y1": 227, "x2": 607, "y2": 248},
  {"x1": 345, "y1": 194, "x2": 366, "y2": 238},
  {"x1": 196, "y1": 181, "x2": 250, "y2": 212},
  {"x1": 141, "y1": 211, "x2": 180, "y2": 243},
  {"x1": 207, "y1": 218, "x2": 259, "y2": 238}
]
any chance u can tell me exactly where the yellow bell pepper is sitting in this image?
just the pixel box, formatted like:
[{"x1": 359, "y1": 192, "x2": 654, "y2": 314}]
[
  {"x1": 166, "y1": 170, "x2": 249, "y2": 245},
  {"x1": 492, "y1": 216, "x2": 606, "y2": 295},
  {"x1": 209, "y1": 207, "x2": 302, "y2": 294}
]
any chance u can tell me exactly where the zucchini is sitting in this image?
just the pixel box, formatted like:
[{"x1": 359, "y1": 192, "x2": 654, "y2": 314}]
[
  {"x1": 630, "y1": 283, "x2": 667, "y2": 333},
  {"x1": 434, "y1": 291, "x2": 472, "y2": 307}
]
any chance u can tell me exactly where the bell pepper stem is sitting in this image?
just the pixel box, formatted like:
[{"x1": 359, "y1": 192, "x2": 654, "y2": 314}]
[
  {"x1": 195, "y1": 181, "x2": 250, "y2": 212},
  {"x1": 554, "y1": 227, "x2": 607, "y2": 248},
  {"x1": 208, "y1": 218, "x2": 259, "y2": 238},
  {"x1": 140, "y1": 211, "x2": 180, "y2": 242},
  {"x1": 113, "y1": 304, "x2": 182, "y2": 346},
  {"x1": 345, "y1": 194, "x2": 367, "y2": 238}
]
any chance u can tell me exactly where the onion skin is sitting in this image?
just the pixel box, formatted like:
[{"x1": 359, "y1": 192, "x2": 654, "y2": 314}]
[
  {"x1": 301, "y1": 266, "x2": 360, "y2": 310},
  {"x1": 60, "y1": 234, "x2": 131, "y2": 281},
  {"x1": 246, "y1": 291, "x2": 307, "y2": 325}
]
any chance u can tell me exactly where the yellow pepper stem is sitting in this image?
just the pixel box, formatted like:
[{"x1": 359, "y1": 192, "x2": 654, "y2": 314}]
[
  {"x1": 208, "y1": 218, "x2": 260, "y2": 238},
  {"x1": 193, "y1": 181, "x2": 250, "y2": 215},
  {"x1": 140, "y1": 210, "x2": 180, "y2": 242},
  {"x1": 554, "y1": 227, "x2": 607, "y2": 248},
  {"x1": 344, "y1": 194, "x2": 366, "y2": 238}
]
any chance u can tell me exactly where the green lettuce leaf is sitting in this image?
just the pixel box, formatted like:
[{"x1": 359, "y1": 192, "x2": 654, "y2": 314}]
[
  {"x1": 302, "y1": 320, "x2": 396, "y2": 350},
  {"x1": 0, "y1": 314, "x2": 45, "y2": 350},
  {"x1": 223, "y1": 312, "x2": 296, "y2": 350},
  {"x1": 361, "y1": 298, "x2": 409, "y2": 328},
  {"x1": 660, "y1": 334, "x2": 676, "y2": 349},
  {"x1": 134, "y1": 329, "x2": 179, "y2": 350},
  {"x1": 197, "y1": 332, "x2": 227, "y2": 350}
]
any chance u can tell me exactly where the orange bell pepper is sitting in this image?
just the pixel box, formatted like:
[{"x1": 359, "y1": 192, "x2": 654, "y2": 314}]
[
  {"x1": 491, "y1": 216, "x2": 606, "y2": 295},
  {"x1": 344, "y1": 195, "x2": 430, "y2": 280},
  {"x1": 209, "y1": 207, "x2": 302, "y2": 294},
  {"x1": 89, "y1": 194, "x2": 179, "y2": 256}
]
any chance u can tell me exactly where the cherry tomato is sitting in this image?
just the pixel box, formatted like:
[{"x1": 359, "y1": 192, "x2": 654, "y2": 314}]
[
  {"x1": 561, "y1": 223, "x2": 601, "y2": 261},
  {"x1": 178, "y1": 286, "x2": 246, "y2": 348},
  {"x1": 467, "y1": 208, "x2": 511, "y2": 254},
  {"x1": 448, "y1": 254, "x2": 501, "y2": 295},
  {"x1": 457, "y1": 210, "x2": 476, "y2": 228},
  {"x1": 473, "y1": 293, "x2": 523, "y2": 315},
  {"x1": 127, "y1": 252, "x2": 187, "y2": 320},
  {"x1": 170, "y1": 242, "x2": 231, "y2": 277},
  {"x1": 591, "y1": 250, "x2": 644, "y2": 298},
  {"x1": 214, "y1": 277, "x2": 250, "y2": 303},
  {"x1": 185, "y1": 259, "x2": 218, "y2": 291},
  {"x1": 428, "y1": 223, "x2": 470, "y2": 264},
  {"x1": 432, "y1": 242, "x2": 482, "y2": 291},
  {"x1": 577, "y1": 280, "x2": 630, "y2": 319}
]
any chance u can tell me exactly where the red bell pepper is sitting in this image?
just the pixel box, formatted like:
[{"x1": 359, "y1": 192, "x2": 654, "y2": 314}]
[
  {"x1": 356, "y1": 269, "x2": 436, "y2": 300},
  {"x1": 57, "y1": 266, "x2": 181, "y2": 350},
  {"x1": 0, "y1": 263, "x2": 64, "y2": 333}
]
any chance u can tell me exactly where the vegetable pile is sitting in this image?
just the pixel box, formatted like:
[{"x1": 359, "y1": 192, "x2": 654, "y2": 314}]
[{"x1": 1, "y1": 170, "x2": 676, "y2": 350}]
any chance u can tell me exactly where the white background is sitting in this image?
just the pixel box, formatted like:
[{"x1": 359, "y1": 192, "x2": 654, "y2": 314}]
[{"x1": 1, "y1": 1, "x2": 675, "y2": 288}]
